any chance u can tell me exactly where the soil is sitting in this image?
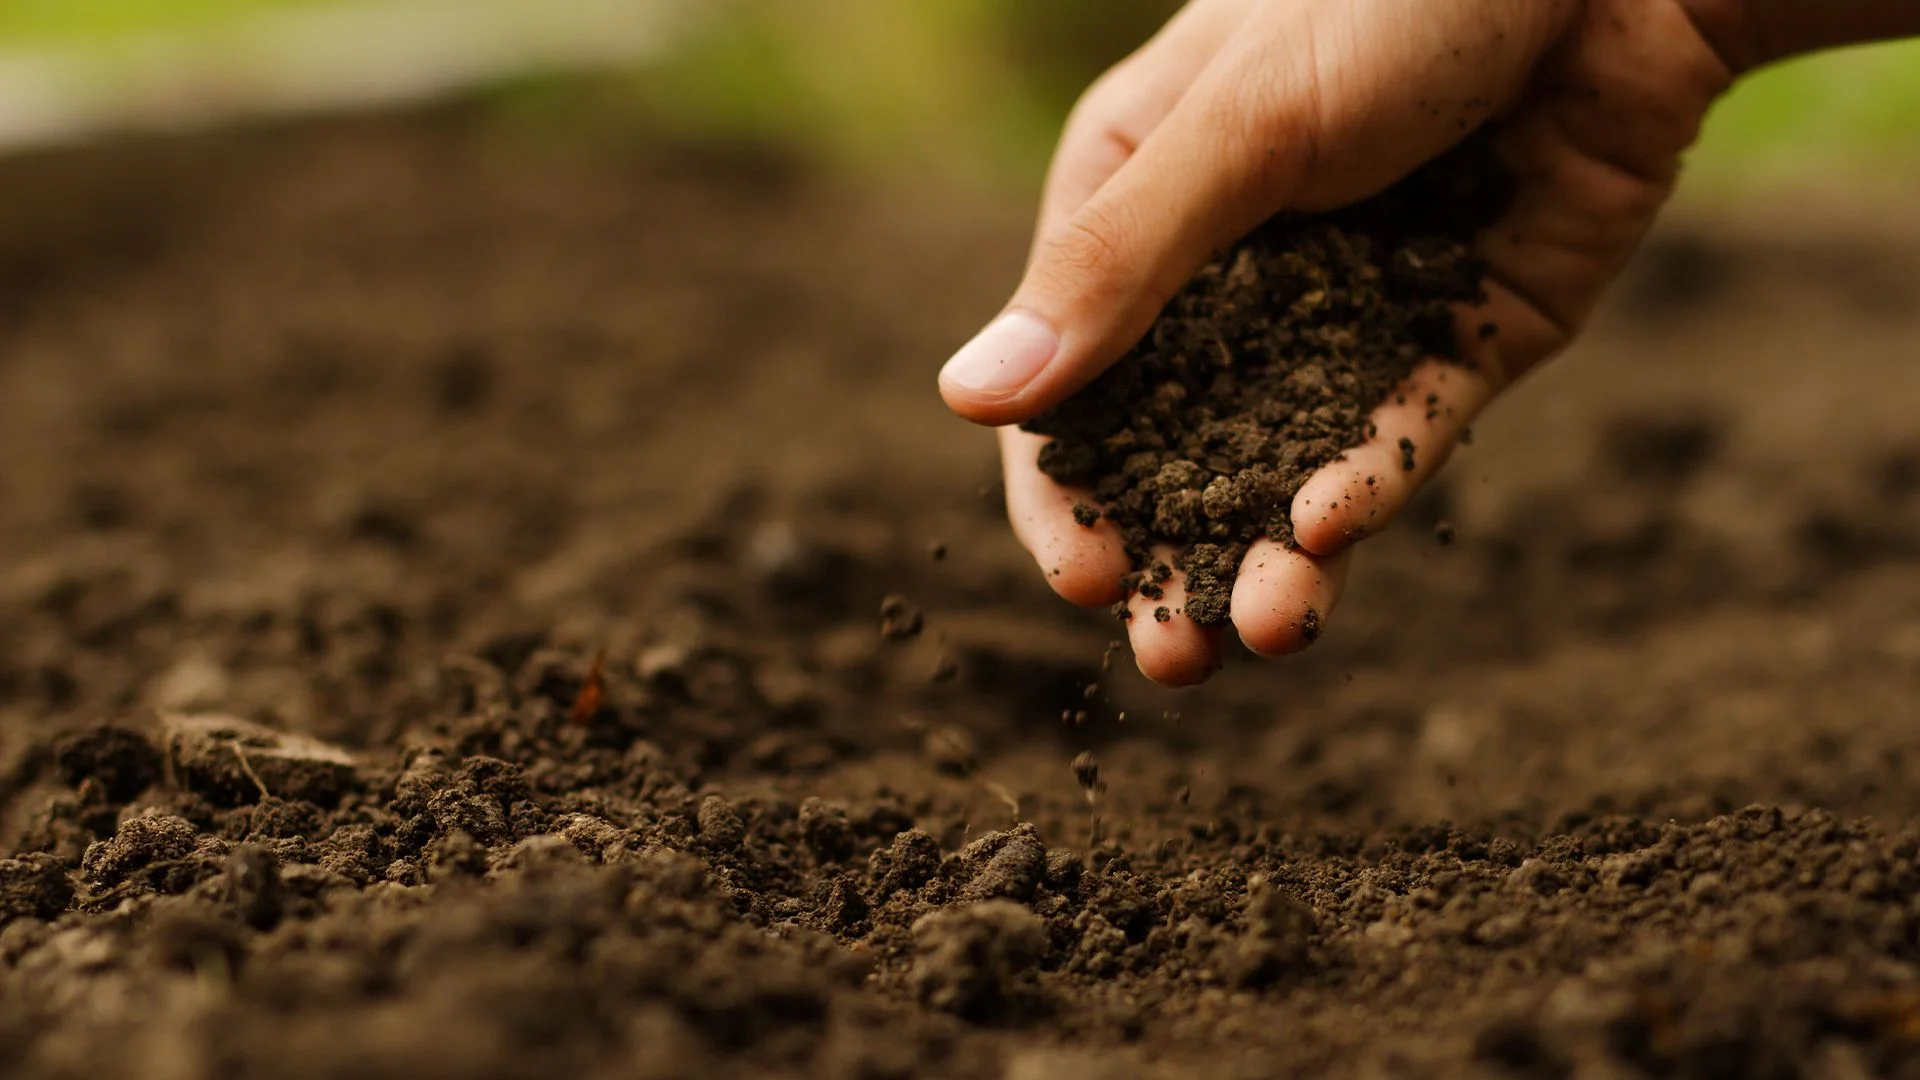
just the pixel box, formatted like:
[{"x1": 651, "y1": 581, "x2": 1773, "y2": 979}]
[
  {"x1": 1022, "y1": 141, "x2": 1509, "y2": 625},
  {"x1": 4, "y1": 106, "x2": 1920, "y2": 1079}
]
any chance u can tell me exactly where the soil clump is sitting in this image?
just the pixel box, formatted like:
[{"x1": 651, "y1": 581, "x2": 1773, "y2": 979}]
[{"x1": 1023, "y1": 141, "x2": 1509, "y2": 624}]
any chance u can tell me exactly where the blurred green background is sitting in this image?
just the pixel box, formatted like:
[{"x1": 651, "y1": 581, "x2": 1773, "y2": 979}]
[
  {"x1": 0, "y1": 0, "x2": 1914, "y2": 193},
  {"x1": 623, "y1": 0, "x2": 1920, "y2": 194}
]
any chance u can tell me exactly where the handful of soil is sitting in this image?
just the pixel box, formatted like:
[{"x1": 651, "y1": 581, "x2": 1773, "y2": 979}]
[{"x1": 1021, "y1": 139, "x2": 1512, "y2": 626}]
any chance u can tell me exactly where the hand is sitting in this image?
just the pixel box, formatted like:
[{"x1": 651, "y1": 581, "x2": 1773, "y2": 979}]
[{"x1": 939, "y1": 0, "x2": 1746, "y2": 686}]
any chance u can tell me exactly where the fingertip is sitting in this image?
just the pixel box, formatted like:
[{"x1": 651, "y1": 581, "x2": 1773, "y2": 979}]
[
  {"x1": 1038, "y1": 536, "x2": 1130, "y2": 607},
  {"x1": 999, "y1": 428, "x2": 1129, "y2": 607},
  {"x1": 1130, "y1": 623, "x2": 1222, "y2": 688},
  {"x1": 1290, "y1": 460, "x2": 1384, "y2": 556},
  {"x1": 939, "y1": 381, "x2": 1042, "y2": 428},
  {"x1": 1289, "y1": 359, "x2": 1493, "y2": 554},
  {"x1": 1124, "y1": 558, "x2": 1224, "y2": 688},
  {"x1": 938, "y1": 310, "x2": 1062, "y2": 426},
  {"x1": 1230, "y1": 543, "x2": 1350, "y2": 657}
]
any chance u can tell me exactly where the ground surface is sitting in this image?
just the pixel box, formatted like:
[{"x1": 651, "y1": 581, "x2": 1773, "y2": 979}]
[{"x1": 3, "y1": 110, "x2": 1920, "y2": 1079}]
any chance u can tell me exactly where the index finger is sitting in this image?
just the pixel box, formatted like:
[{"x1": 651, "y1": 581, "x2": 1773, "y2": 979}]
[{"x1": 1033, "y1": 0, "x2": 1253, "y2": 243}]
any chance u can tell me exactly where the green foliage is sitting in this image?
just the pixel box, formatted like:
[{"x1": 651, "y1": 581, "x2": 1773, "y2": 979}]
[
  {"x1": 1, "y1": 0, "x2": 1914, "y2": 190},
  {"x1": 0, "y1": 0, "x2": 321, "y2": 43},
  {"x1": 1690, "y1": 39, "x2": 1920, "y2": 185}
]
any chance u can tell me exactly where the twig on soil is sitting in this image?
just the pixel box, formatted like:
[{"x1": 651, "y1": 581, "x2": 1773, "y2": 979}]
[
  {"x1": 981, "y1": 779, "x2": 1022, "y2": 824},
  {"x1": 229, "y1": 740, "x2": 271, "y2": 800}
]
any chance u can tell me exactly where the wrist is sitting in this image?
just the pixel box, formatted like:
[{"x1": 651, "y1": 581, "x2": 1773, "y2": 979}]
[
  {"x1": 1679, "y1": 0, "x2": 1772, "y2": 74},
  {"x1": 1685, "y1": 0, "x2": 1920, "y2": 73}
]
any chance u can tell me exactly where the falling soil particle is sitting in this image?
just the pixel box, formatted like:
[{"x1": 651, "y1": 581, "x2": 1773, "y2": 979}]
[
  {"x1": 1070, "y1": 752, "x2": 1105, "y2": 801},
  {"x1": 930, "y1": 652, "x2": 959, "y2": 684},
  {"x1": 1022, "y1": 139, "x2": 1509, "y2": 625},
  {"x1": 881, "y1": 595, "x2": 926, "y2": 640}
]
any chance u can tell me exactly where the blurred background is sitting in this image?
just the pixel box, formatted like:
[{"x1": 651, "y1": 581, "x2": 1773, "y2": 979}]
[{"x1": 0, "y1": 0, "x2": 1914, "y2": 199}]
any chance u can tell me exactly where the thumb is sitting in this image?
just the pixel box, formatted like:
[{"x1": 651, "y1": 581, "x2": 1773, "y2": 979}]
[{"x1": 938, "y1": 58, "x2": 1308, "y2": 427}]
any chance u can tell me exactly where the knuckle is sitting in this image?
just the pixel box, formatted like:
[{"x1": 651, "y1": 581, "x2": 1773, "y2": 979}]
[
  {"x1": 1036, "y1": 203, "x2": 1138, "y2": 298},
  {"x1": 1063, "y1": 64, "x2": 1152, "y2": 164},
  {"x1": 1068, "y1": 63, "x2": 1133, "y2": 128},
  {"x1": 1203, "y1": 42, "x2": 1324, "y2": 195}
]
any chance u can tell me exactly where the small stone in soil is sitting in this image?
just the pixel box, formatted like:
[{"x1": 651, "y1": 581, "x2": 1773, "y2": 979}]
[
  {"x1": 160, "y1": 713, "x2": 358, "y2": 807},
  {"x1": 879, "y1": 595, "x2": 924, "y2": 640},
  {"x1": 696, "y1": 795, "x2": 746, "y2": 851},
  {"x1": 960, "y1": 824, "x2": 1046, "y2": 903},
  {"x1": 910, "y1": 899, "x2": 1048, "y2": 1020}
]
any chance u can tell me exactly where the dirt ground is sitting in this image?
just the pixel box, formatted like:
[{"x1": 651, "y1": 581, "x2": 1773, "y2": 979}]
[{"x1": 4, "y1": 108, "x2": 1920, "y2": 1079}]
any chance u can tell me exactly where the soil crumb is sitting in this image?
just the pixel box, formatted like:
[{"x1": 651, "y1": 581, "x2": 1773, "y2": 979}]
[
  {"x1": 881, "y1": 595, "x2": 926, "y2": 640},
  {"x1": 1021, "y1": 140, "x2": 1510, "y2": 625},
  {"x1": 1070, "y1": 751, "x2": 1104, "y2": 801}
]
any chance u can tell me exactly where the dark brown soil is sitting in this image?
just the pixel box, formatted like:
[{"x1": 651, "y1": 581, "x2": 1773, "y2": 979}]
[
  {"x1": 5, "y1": 106, "x2": 1920, "y2": 1079},
  {"x1": 1022, "y1": 142, "x2": 1509, "y2": 625}
]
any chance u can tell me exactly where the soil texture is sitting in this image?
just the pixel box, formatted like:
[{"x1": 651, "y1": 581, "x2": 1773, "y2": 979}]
[
  {"x1": 2, "y1": 108, "x2": 1920, "y2": 1079},
  {"x1": 1022, "y1": 142, "x2": 1508, "y2": 624}
]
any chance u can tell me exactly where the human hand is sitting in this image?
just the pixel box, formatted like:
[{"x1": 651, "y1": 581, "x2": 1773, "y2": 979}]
[{"x1": 940, "y1": 0, "x2": 1748, "y2": 686}]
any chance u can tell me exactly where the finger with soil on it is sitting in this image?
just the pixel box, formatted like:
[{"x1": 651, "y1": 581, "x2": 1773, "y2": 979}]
[
  {"x1": 1124, "y1": 546, "x2": 1224, "y2": 687},
  {"x1": 1229, "y1": 541, "x2": 1351, "y2": 657},
  {"x1": 1018, "y1": 142, "x2": 1507, "y2": 628},
  {"x1": 1290, "y1": 359, "x2": 1495, "y2": 556},
  {"x1": 999, "y1": 427, "x2": 1129, "y2": 608}
]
